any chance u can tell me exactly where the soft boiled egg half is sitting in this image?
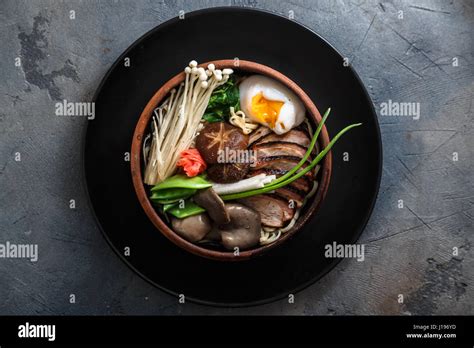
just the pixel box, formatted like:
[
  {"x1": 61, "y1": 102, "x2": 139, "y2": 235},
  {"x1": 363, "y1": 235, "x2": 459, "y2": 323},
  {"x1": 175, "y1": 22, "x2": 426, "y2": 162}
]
[{"x1": 239, "y1": 75, "x2": 305, "y2": 134}]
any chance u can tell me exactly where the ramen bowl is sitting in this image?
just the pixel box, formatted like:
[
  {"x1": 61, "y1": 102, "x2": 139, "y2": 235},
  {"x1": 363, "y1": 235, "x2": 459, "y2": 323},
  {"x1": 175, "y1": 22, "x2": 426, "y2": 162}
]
[{"x1": 131, "y1": 60, "x2": 332, "y2": 261}]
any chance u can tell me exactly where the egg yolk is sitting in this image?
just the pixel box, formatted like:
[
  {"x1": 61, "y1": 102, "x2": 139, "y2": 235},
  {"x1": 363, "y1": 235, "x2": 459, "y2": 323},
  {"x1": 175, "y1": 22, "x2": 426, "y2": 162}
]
[{"x1": 251, "y1": 92, "x2": 284, "y2": 128}]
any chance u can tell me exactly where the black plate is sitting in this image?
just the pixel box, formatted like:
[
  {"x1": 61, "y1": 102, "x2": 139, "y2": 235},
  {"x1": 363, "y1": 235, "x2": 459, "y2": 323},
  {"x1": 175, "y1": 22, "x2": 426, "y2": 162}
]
[{"x1": 83, "y1": 7, "x2": 382, "y2": 307}]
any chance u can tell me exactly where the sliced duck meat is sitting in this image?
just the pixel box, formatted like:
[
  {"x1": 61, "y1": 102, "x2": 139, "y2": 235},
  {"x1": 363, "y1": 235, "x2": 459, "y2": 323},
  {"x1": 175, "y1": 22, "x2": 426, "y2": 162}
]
[
  {"x1": 249, "y1": 126, "x2": 273, "y2": 146},
  {"x1": 248, "y1": 168, "x2": 313, "y2": 192},
  {"x1": 285, "y1": 176, "x2": 312, "y2": 193},
  {"x1": 252, "y1": 141, "x2": 309, "y2": 161},
  {"x1": 255, "y1": 129, "x2": 311, "y2": 148},
  {"x1": 274, "y1": 186, "x2": 306, "y2": 208},
  {"x1": 239, "y1": 194, "x2": 295, "y2": 228}
]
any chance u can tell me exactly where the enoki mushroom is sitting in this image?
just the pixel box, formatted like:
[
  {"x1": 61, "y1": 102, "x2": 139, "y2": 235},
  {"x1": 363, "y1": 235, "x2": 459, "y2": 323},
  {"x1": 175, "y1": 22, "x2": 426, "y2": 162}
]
[{"x1": 144, "y1": 61, "x2": 234, "y2": 185}]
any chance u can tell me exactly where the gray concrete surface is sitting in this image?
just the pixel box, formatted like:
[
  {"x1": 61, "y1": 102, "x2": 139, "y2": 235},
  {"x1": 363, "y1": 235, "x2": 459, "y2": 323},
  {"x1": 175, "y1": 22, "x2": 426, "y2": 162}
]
[{"x1": 0, "y1": 0, "x2": 472, "y2": 315}]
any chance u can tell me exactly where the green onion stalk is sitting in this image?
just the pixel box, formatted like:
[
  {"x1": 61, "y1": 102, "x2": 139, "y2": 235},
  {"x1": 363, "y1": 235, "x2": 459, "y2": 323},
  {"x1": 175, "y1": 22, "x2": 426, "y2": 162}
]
[{"x1": 220, "y1": 108, "x2": 362, "y2": 201}]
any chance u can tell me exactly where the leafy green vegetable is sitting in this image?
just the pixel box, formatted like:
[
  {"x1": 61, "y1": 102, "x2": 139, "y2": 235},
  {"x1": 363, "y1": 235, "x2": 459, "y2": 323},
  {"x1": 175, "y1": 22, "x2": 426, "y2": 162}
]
[
  {"x1": 203, "y1": 75, "x2": 240, "y2": 123},
  {"x1": 150, "y1": 174, "x2": 212, "y2": 192},
  {"x1": 165, "y1": 200, "x2": 206, "y2": 218}
]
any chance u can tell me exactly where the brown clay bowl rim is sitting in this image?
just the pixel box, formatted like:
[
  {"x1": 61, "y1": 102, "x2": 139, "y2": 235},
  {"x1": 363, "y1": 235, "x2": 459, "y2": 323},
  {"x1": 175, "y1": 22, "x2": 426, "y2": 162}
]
[{"x1": 131, "y1": 60, "x2": 332, "y2": 261}]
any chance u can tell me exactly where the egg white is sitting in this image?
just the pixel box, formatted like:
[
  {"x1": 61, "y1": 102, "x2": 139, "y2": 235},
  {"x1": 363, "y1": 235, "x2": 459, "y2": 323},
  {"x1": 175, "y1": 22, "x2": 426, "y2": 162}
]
[{"x1": 239, "y1": 75, "x2": 305, "y2": 134}]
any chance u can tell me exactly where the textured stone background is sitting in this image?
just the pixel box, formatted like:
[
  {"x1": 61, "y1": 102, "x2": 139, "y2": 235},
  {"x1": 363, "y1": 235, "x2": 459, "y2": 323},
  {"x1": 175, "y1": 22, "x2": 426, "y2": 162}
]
[{"x1": 0, "y1": 0, "x2": 472, "y2": 315}]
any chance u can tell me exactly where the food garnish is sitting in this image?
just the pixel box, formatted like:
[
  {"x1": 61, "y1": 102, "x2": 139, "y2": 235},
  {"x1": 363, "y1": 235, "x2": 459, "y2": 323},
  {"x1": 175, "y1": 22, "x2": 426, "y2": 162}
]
[{"x1": 176, "y1": 149, "x2": 207, "y2": 177}]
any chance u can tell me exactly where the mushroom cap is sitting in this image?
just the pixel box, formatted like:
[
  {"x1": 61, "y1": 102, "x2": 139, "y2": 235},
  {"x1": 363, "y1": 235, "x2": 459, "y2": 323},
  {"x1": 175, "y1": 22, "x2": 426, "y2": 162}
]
[
  {"x1": 171, "y1": 213, "x2": 212, "y2": 243},
  {"x1": 203, "y1": 227, "x2": 222, "y2": 242},
  {"x1": 214, "y1": 203, "x2": 261, "y2": 250},
  {"x1": 195, "y1": 122, "x2": 248, "y2": 164}
]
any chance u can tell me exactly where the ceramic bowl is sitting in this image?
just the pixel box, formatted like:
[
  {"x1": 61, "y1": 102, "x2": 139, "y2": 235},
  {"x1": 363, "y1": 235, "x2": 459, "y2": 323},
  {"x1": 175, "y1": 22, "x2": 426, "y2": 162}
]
[{"x1": 131, "y1": 60, "x2": 332, "y2": 261}]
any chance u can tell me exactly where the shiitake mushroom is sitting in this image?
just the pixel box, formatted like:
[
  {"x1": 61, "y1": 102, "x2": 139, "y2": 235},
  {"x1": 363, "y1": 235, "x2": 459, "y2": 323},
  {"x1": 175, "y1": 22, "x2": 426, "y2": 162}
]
[{"x1": 195, "y1": 122, "x2": 248, "y2": 164}]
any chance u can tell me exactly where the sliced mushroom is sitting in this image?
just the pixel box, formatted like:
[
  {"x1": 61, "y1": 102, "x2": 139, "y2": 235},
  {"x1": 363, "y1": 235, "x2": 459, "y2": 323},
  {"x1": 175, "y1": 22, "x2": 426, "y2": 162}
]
[
  {"x1": 171, "y1": 213, "x2": 211, "y2": 242},
  {"x1": 193, "y1": 188, "x2": 230, "y2": 224},
  {"x1": 214, "y1": 203, "x2": 261, "y2": 250}
]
